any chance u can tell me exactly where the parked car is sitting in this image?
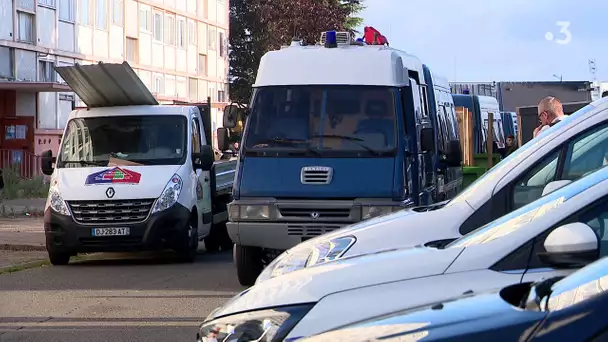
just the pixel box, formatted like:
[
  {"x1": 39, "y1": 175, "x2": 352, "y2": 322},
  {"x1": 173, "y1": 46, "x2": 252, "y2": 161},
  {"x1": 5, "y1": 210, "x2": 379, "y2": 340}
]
[
  {"x1": 303, "y1": 255, "x2": 608, "y2": 342},
  {"x1": 255, "y1": 97, "x2": 608, "y2": 284},
  {"x1": 197, "y1": 165, "x2": 608, "y2": 341}
]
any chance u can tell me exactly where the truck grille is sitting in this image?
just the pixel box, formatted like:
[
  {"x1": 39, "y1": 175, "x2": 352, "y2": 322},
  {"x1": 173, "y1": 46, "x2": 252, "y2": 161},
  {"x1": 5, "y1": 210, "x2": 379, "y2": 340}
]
[
  {"x1": 278, "y1": 207, "x2": 351, "y2": 220},
  {"x1": 300, "y1": 166, "x2": 333, "y2": 184},
  {"x1": 67, "y1": 199, "x2": 155, "y2": 224},
  {"x1": 287, "y1": 224, "x2": 343, "y2": 237}
]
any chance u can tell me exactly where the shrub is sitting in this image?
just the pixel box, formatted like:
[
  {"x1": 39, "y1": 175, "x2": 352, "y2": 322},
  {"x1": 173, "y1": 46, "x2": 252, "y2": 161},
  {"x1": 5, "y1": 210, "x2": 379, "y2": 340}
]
[{"x1": 0, "y1": 164, "x2": 49, "y2": 199}]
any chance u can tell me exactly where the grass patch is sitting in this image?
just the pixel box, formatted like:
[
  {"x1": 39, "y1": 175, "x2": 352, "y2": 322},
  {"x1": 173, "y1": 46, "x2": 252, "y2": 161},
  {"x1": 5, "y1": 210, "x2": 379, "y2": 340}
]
[
  {"x1": 0, "y1": 164, "x2": 49, "y2": 200},
  {"x1": 0, "y1": 259, "x2": 50, "y2": 275}
]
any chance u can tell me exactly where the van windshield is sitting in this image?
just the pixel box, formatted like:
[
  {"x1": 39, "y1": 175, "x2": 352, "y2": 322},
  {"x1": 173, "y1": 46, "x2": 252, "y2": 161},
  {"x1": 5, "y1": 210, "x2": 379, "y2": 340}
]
[
  {"x1": 58, "y1": 115, "x2": 187, "y2": 167},
  {"x1": 244, "y1": 86, "x2": 397, "y2": 157}
]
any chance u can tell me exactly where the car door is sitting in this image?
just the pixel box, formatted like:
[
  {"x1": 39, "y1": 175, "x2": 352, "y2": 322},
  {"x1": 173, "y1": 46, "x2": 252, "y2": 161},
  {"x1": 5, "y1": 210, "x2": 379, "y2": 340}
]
[
  {"x1": 520, "y1": 194, "x2": 608, "y2": 283},
  {"x1": 191, "y1": 114, "x2": 212, "y2": 237}
]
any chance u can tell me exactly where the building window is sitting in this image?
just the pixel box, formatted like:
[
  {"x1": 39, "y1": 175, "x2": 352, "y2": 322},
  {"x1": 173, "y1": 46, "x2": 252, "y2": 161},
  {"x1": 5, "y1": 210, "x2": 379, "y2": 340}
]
[
  {"x1": 153, "y1": 12, "x2": 162, "y2": 42},
  {"x1": 39, "y1": 60, "x2": 56, "y2": 82},
  {"x1": 164, "y1": 15, "x2": 175, "y2": 45},
  {"x1": 17, "y1": 11, "x2": 35, "y2": 43},
  {"x1": 218, "y1": 90, "x2": 226, "y2": 103},
  {"x1": 219, "y1": 31, "x2": 226, "y2": 57},
  {"x1": 208, "y1": 28, "x2": 216, "y2": 50},
  {"x1": 58, "y1": 0, "x2": 75, "y2": 22},
  {"x1": 126, "y1": 38, "x2": 138, "y2": 63},
  {"x1": 188, "y1": 21, "x2": 196, "y2": 45},
  {"x1": 198, "y1": 54, "x2": 207, "y2": 76},
  {"x1": 0, "y1": 47, "x2": 14, "y2": 78},
  {"x1": 189, "y1": 78, "x2": 197, "y2": 100},
  {"x1": 139, "y1": 8, "x2": 151, "y2": 32},
  {"x1": 38, "y1": 0, "x2": 56, "y2": 8},
  {"x1": 153, "y1": 75, "x2": 164, "y2": 94},
  {"x1": 177, "y1": 19, "x2": 186, "y2": 48},
  {"x1": 112, "y1": 0, "x2": 123, "y2": 26},
  {"x1": 96, "y1": 0, "x2": 108, "y2": 30},
  {"x1": 79, "y1": 0, "x2": 91, "y2": 25},
  {"x1": 17, "y1": 0, "x2": 35, "y2": 11}
]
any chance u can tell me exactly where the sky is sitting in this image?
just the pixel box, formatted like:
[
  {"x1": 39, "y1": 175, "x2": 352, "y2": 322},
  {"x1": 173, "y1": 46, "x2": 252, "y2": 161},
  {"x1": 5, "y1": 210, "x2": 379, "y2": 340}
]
[{"x1": 359, "y1": 0, "x2": 608, "y2": 82}]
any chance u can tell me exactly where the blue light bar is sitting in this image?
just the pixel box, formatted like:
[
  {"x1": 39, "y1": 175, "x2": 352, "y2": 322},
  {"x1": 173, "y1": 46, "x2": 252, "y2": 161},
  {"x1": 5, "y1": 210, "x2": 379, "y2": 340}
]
[{"x1": 325, "y1": 31, "x2": 337, "y2": 48}]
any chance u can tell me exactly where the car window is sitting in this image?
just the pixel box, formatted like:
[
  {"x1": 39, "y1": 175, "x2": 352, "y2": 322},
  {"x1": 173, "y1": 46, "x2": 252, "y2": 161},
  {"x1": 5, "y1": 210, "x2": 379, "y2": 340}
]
[
  {"x1": 512, "y1": 123, "x2": 608, "y2": 210},
  {"x1": 512, "y1": 150, "x2": 560, "y2": 209},
  {"x1": 543, "y1": 253, "x2": 608, "y2": 311},
  {"x1": 191, "y1": 117, "x2": 202, "y2": 153}
]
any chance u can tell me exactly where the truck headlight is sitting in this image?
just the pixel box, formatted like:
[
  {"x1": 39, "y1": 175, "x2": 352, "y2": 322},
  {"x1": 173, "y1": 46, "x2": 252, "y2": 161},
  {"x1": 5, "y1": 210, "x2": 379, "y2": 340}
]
[
  {"x1": 46, "y1": 186, "x2": 70, "y2": 216},
  {"x1": 152, "y1": 174, "x2": 182, "y2": 213},
  {"x1": 197, "y1": 304, "x2": 313, "y2": 342},
  {"x1": 229, "y1": 204, "x2": 270, "y2": 220},
  {"x1": 362, "y1": 206, "x2": 401, "y2": 220},
  {"x1": 256, "y1": 236, "x2": 356, "y2": 284}
]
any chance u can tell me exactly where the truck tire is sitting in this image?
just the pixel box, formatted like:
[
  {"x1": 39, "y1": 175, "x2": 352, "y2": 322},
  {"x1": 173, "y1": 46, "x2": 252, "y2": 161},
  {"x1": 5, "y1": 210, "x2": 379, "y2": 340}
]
[
  {"x1": 234, "y1": 244, "x2": 263, "y2": 286},
  {"x1": 176, "y1": 221, "x2": 199, "y2": 263},
  {"x1": 48, "y1": 250, "x2": 71, "y2": 265}
]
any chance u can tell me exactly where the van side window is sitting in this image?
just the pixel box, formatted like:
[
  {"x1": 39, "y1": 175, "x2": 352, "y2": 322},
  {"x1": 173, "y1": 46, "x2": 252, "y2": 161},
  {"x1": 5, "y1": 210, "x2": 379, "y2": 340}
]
[
  {"x1": 512, "y1": 122, "x2": 608, "y2": 209},
  {"x1": 420, "y1": 86, "x2": 429, "y2": 118},
  {"x1": 191, "y1": 117, "x2": 202, "y2": 154}
]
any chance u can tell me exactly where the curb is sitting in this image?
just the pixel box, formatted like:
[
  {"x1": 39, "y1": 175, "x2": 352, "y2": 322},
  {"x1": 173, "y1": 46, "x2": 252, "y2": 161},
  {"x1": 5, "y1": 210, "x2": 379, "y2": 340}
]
[{"x1": 0, "y1": 244, "x2": 46, "y2": 252}]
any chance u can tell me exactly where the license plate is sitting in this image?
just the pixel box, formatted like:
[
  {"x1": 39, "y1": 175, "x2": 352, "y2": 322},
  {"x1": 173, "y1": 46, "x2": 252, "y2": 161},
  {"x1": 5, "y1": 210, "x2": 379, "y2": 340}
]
[{"x1": 92, "y1": 227, "x2": 130, "y2": 237}]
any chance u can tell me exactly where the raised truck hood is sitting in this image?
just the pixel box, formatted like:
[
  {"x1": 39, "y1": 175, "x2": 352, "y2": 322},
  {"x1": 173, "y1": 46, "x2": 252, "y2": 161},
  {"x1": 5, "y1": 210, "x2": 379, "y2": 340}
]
[
  {"x1": 55, "y1": 165, "x2": 181, "y2": 201},
  {"x1": 238, "y1": 157, "x2": 396, "y2": 198},
  {"x1": 210, "y1": 245, "x2": 465, "y2": 319}
]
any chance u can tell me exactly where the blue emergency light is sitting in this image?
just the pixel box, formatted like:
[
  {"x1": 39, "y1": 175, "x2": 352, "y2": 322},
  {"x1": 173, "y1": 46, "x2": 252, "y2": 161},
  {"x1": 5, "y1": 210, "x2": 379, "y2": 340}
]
[{"x1": 325, "y1": 31, "x2": 338, "y2": 48}]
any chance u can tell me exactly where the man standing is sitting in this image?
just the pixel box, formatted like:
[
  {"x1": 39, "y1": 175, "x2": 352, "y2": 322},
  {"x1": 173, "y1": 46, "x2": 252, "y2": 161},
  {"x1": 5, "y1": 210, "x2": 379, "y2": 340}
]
[{"x1": 533, "y1": 96, "x2": 568, "y2": 138}]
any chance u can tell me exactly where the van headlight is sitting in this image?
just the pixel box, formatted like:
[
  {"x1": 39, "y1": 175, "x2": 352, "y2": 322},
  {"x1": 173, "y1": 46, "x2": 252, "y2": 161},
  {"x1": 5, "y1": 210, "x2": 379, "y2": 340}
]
[
  {"x1": 152, "y1": 174, "x2": 182, "y2": 213},
  {"x1": 228, "y1": 204, "x2": 270, "y2": 220},
  {"x1": 197, "y1": 304, "x2": 313, "y2": 342},
  {"x1": 46, "y1": 186, "x2": 70, "y2": 216},
  {"x1": 256, "y1": 236, "x2": 356, "y2": 283}
]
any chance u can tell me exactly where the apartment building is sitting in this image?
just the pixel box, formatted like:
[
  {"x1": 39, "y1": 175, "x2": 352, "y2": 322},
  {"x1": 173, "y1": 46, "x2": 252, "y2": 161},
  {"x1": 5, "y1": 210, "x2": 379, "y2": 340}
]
[{"x1": 0, "y1": 0, "x2": 229, "y2": 169}]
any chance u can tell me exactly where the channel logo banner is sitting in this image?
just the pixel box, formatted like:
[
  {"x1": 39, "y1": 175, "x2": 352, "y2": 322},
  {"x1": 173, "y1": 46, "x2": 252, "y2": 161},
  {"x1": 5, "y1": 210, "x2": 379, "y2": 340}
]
[{"x1": 85, "y1": 167, "x2": 142, "y2": 185}]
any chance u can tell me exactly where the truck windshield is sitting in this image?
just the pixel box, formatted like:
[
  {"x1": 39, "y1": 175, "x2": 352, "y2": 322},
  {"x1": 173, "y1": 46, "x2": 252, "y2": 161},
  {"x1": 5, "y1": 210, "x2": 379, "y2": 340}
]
[
  {"x1": 58, "y1": 115, "x2": 187, "y2": 167},
  {"x1": 244, "y1": 86, "x2": 397, "y2": 156}
]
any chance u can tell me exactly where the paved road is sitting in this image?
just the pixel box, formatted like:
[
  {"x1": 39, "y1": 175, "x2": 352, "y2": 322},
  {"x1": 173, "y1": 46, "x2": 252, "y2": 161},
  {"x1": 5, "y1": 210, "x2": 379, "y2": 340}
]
[{"x1": 0, "y1": 250, "x2": 244, "y2": 342}]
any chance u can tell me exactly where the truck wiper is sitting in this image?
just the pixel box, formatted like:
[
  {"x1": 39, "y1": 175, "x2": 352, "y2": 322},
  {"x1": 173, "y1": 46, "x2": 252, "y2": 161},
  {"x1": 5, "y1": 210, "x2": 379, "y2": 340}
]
[
  {"x1": 249, "y1": 137, "x2": 321, "y2": 156},
  {"x1": 314, "y1": 134, "x2": 381, "y2": 156},
  {"x1": 62, "y1": 160, "x2": 107, "y2": 166}
]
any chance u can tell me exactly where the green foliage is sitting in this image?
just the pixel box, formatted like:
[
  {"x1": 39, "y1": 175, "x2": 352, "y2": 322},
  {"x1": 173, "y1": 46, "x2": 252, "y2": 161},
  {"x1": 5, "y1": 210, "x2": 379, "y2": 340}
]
[
  {"x1": 0, "y1": 164, "x2": 49, "y2": 199},
  {"x1": 228, "y1": 0, "x2": 365, "y2": 104}
]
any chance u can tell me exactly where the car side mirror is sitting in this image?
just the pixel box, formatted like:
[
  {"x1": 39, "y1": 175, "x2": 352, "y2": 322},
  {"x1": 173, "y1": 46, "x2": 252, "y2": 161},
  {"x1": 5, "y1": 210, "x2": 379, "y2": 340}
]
[
  {"x1": 41, "y1": 149, "x2": 55, "y2": 176},
  {"x1": 223, "y1": 104, "x2": 239, "y2": 129},
  {"x1": 542, "y1": 180, "x2": 572, "y2": 196},
  {"x1": 217, "y1": 127, "x2": 230, "y2": 151},
  {"x1": 420, "y1": 127, "x2": 435, "y2": 153},
  {"x1": 538, "y1": 222, "x2": 599, "y2": 268},
  {"x1": 444, "y1": 140, "x2": 462, "y2": 167},
  {"x1": 193, "y1": 145, "x2": 214, "y2": 171}
]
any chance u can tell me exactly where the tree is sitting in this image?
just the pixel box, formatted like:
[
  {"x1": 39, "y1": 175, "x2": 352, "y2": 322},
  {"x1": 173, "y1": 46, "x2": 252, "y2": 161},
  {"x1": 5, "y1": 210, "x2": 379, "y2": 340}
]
[{"x1": 228, "y1": 0, "x2": 364, "y2": 104}]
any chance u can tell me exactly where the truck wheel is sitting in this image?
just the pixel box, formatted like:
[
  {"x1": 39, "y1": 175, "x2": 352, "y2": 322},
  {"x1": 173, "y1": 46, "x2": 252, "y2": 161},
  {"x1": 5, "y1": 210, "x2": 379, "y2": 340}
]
[
  {"x1": 176, "y1": 221, "x2": 199, "y2": 263},
  {"x1": 234, "y1": 244, "x2": 263, "y2": 286},
  {"x1": 204, "y1": 228, "x2": 221, "y2": 253},
  {"x1": 48, "y1": 250, "x2": 71, "y2": 266}
]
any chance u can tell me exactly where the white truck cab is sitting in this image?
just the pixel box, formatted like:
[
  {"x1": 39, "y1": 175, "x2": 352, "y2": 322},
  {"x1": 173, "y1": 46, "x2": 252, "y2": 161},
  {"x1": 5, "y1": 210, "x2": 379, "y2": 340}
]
[{"x1": 41, "y1": 62, "x2": 236, "y2": 264}]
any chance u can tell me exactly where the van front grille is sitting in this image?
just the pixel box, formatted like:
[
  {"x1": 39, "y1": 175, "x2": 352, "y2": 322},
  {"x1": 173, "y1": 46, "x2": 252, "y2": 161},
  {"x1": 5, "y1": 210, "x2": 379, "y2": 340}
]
[{"x1": 67, "y1": 199, "x2": 155, "y2": 224}]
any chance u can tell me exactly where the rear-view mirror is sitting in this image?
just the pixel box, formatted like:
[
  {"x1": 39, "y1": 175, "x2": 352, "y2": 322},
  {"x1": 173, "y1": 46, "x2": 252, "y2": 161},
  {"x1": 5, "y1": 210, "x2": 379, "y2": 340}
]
[
  {"x1": 41, "y1": 150, "x2": 55, "y2": 176},
  {"x1": 223, "y1": 105, "x2": 239, "y2": 129},
  {"x1": 539, "y1": 222, "x2": 599, "y2": 268},
  {"x1": 420, "y1": 127, "x2": 435, "y2": 153},
  {"x1": 217, "y1": 127, "x2": 230, "y2": 151},
  {"x1": 542, "y1": 180, "x2": 572, "y2": 196}
]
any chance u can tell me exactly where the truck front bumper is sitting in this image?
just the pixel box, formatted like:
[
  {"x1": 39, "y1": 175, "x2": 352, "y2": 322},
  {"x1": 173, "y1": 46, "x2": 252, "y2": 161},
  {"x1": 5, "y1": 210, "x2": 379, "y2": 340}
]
[
  {"x1": 44, "y1": 203, "x2": 191, "y2": 254},
  {"x1": 227, "y1": 221, "x2": 349, "y2": 250}
]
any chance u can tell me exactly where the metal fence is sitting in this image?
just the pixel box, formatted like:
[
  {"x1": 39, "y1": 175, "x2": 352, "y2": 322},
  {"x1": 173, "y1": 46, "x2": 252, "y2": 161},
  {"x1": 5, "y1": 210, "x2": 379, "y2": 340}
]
[{"x1": 0, "y1": 149, "x2": 42, "y2": 179}]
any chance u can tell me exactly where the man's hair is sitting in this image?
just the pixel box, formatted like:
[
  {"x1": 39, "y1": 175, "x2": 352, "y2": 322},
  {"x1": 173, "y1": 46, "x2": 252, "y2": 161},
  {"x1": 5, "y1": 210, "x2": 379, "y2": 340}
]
[
  {"x1": 538, "y1": 96, "x2": 564, "y2": 118},
  {"x1": 507, "y1": 135, "x2": 515, "y2": 139}
]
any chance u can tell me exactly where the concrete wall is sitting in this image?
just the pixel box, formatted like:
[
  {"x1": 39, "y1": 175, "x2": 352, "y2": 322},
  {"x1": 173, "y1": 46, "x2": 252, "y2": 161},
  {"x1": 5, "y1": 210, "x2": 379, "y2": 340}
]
[{"x1": 499, "y1": 82, "x2": 592, "y2": 112}]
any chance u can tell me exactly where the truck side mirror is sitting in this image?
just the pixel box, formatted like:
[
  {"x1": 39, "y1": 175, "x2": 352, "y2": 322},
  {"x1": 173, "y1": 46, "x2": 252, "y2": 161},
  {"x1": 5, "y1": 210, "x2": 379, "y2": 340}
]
[
  {"x1": 217, "y1": 127, "x2": 230, "y2": 151},
  {"x1": 223, "y1": 105, "x2": 239, "y2": 129},
  {"x1": 445, "y1": 140, "x2": 462, "y2": 167},
  {"x1": 420, "y1": 127, "x2": 435, "y2": 153},
  {"x1": 194, "y1": 145, "x2": 215, "y2": 171},
  {"x1": 41, "y1": 150, "x2": 55, "y2": 176}
]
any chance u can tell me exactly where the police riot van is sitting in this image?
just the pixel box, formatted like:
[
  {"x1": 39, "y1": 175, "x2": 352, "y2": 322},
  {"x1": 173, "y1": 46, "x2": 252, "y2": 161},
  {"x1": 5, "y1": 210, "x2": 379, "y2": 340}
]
[
  {"x1": 41, "y1": 62, "x2": 235, "y2": 265},
  {"x1": 221, "y1": 30, "x2": 463, "y2": 285}
]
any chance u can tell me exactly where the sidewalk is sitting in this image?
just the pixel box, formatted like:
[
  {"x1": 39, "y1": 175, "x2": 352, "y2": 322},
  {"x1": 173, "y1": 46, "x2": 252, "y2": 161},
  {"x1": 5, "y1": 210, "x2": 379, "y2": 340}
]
[{"x1": 0, "y1": 217, "x2": 45, "y2": 250}]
